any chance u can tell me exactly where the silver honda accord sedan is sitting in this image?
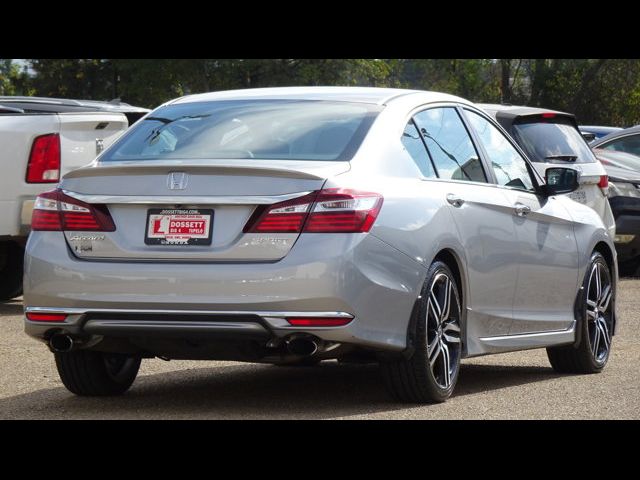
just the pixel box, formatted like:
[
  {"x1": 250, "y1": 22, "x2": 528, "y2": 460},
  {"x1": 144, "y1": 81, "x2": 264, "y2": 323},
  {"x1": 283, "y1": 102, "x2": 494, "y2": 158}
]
[{"x1": 23, "y1": 87, "x2": 617, "y2": 403}]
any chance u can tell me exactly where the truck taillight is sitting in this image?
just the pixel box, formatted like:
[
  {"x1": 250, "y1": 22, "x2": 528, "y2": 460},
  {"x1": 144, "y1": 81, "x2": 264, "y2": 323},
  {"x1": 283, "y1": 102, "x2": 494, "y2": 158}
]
[
  {"x1": 26, "y1": 133, "x2": 60, "y2": 183},
  {"x1": 243, "y1": 189, "x2": 383, "y2": 234},
  {"x1": 31, "y1": 190, "x2": 115, "y2": 232}
]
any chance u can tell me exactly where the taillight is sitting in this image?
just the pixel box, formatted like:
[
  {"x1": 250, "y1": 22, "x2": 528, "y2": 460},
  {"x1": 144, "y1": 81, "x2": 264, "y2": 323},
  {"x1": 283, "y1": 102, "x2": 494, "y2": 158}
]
[
  {"x1": 31, "y1": 190, "x2": 115, "y2": 231},
  {"x1": 598, "y1": 175, "x2": 609, "y2": 196},
  {"x1": 305, "y1": 189, "x2": 383, "y2": 233},
  {"x1": 26, "y1": 312, "x2": 67, "y2": 322},
  {"x1": 541, "y1": 113, "x2": 556, "y2": 119},
  {"x1": 286, "y1": 317, "x2": 353, "y2": 327},
  {"x1": 244, "y1": 192, "x2": 318, "y2": 233},
  {"x1": 26, "y1": 133, "x2": 60, "y2": 183},
  {"x1": 243, "y1": 188, "x2": 383, "y2": 234}
]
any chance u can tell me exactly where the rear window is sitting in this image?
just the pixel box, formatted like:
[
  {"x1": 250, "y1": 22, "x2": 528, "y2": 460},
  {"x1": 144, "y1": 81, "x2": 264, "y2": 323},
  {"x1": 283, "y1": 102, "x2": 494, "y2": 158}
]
[
  {"x1": 511, "y1": 117, "x2": 596, "y2": 164},
  {"x1": 100, "y1": 100, "x2": 380, "y2": 162}
]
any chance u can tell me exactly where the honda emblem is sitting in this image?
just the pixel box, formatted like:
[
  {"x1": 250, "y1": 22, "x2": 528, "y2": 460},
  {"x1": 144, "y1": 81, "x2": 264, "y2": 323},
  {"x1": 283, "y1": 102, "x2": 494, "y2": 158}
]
[{"x1": 167, "y1": 172, "x2": 188, "y2": 190}]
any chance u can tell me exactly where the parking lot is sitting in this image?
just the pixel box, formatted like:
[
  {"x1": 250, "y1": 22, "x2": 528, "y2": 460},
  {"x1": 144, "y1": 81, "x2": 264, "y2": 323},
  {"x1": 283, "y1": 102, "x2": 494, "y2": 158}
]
[{"x1": 0, "y1": 279, "x2": 637, "y2": 420}]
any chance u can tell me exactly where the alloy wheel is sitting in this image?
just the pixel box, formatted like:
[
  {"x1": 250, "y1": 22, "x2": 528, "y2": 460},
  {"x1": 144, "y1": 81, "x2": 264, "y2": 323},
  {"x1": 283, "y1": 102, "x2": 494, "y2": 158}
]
[
  {"x1": 586, "y1": 262, "x2": 613, "y2": 364},
  {"x1": 426, "y1": 272, "x2": 462, "y2": 389}
]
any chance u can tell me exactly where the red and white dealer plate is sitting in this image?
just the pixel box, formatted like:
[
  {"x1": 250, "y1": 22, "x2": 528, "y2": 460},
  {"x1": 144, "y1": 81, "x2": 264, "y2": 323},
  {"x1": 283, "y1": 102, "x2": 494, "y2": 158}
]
[{"x1": 145, "y1": 208, "x2": 213, "y2": 245}]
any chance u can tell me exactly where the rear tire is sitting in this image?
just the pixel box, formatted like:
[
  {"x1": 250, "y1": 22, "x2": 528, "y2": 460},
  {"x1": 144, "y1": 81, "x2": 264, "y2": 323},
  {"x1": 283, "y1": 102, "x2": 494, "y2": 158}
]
[
  {"x1": 380, "y1": 260, "x2": 463, "y2": 403},
  {"x1": 55, "y1": 350, "x2": 141, "y2": 396},
  {"x1": 547, "y1": 252, "x2": 613, "y2": 374},
  {"x1": 0, "y1": 242, "x2": 23, "y2": 301}
]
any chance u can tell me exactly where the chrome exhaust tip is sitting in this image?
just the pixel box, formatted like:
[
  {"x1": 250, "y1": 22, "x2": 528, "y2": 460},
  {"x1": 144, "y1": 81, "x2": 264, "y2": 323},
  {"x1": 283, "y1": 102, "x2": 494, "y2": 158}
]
[
  {"x1": 285, "y1": 335, "x2": 320, "y2": 356},
  {"x1": 49, "y1": 334, "x2": 74, "y2": 353}
]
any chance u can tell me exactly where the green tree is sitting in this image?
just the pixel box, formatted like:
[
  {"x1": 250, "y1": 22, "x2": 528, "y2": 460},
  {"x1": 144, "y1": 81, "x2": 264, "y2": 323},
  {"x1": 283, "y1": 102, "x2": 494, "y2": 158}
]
[
  {"x1": 26, "y1": 59, "x2": 114, "y2": 99},
  {"x1": 0, "y1": 59, "x2": 31, "y2": 96},
  {"x1": 11, "y1": 58, "x2": 640, "y2": 126}
]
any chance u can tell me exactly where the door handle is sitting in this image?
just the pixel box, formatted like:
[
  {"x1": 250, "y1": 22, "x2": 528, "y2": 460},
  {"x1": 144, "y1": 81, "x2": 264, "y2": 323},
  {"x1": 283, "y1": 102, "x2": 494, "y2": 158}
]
[
  {"x1": 514, "y1": 203, "x2": 531, "y2": 217},
  {"x1": 446, "y1": 194, "x2": 464, "y2": 208}
]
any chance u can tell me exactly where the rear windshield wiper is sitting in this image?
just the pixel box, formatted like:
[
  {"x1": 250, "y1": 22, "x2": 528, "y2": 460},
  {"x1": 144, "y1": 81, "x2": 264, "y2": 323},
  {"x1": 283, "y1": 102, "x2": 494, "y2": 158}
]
[
  {"x1": 545, "y1": 155, "x2": 578, "y2": 162},
  {"x1": 144, "y1": 114, "x2": 211, "y2": 143}
]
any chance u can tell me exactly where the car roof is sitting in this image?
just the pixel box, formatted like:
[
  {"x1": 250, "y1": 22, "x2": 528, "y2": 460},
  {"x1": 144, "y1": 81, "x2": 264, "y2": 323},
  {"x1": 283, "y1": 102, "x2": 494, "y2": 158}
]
[
  {"x1": 172, "y1": 86, "x2": 469, "y2": 106},
  {"x1": 592, "y1": 125, "x2": 640, "y2": 147},
  {"x1": 0, "y1": 96, "x2": 150, "y2": 113}
]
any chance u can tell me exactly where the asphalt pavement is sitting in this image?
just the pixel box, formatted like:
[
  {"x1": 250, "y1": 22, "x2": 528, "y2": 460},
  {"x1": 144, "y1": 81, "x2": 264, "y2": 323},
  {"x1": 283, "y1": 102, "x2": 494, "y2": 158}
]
[{"x1": 1, "y1": 280, "x2": 639, "y2": 419}]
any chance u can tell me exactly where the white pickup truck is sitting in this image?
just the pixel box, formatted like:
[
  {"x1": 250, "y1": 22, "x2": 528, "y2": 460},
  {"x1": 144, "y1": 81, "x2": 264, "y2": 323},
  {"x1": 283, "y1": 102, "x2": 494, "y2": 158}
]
[{"x1": 0, "y1": 97, "x2": 149, "y2": 300}]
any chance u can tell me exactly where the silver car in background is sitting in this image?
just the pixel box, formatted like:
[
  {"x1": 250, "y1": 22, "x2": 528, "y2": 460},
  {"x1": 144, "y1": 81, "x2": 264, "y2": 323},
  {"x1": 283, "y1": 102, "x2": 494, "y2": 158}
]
[{"x1": 24, "y1": 87, "x2": 617, "y2": 403}]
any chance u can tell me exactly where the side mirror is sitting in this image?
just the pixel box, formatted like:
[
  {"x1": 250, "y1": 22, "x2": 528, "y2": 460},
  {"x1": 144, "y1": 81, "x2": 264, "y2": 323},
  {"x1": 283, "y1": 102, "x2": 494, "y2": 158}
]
[{"x1": 541, "y1": 167, "x2": 580, "y2": 196}]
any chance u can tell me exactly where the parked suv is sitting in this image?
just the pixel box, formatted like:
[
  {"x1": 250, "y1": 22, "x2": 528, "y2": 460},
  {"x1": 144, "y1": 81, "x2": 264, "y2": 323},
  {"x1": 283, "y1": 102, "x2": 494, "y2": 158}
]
[
  {"x1": 479, "y1": 104, "x2": 615, "y2": 239},
  {"x1": 0, "y1": 96, "x2": 149, "y2": 300}
]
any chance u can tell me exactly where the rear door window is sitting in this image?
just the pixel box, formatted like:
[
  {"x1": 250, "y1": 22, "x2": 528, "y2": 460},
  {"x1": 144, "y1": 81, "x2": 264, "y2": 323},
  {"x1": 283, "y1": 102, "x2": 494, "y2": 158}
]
[
  {"x1": 401, "y1": 120, "x2": 436, "y2": 178},
  {"x1": 511, "y1": 116, "x2": 596, "y2": 164},
  {"x1": 413, "y1": 107, "x2": 487, "y2": 183}
]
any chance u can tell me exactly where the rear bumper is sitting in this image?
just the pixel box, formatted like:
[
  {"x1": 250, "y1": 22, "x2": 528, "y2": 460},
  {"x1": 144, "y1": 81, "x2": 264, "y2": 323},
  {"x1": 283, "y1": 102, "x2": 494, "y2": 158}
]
[
  {"x1": 25, "y1": 307, "x2": 354, "y2": 343},
  {"x1": 24, "y1": 232, "x2": 426, "y2": 351}
]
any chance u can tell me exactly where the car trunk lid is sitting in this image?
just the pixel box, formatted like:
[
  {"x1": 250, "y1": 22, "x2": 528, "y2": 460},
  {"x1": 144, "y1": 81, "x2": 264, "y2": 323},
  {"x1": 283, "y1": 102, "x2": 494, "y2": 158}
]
[{"x1": 60, "y1": 160, "x2": 349, "y2": 261}]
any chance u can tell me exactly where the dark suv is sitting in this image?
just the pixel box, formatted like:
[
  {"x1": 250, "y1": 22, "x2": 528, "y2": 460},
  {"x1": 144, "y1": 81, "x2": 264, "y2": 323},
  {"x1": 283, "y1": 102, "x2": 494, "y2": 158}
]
[{"x1": 592, "y1": 147, "x2": 640, "y2": 274}]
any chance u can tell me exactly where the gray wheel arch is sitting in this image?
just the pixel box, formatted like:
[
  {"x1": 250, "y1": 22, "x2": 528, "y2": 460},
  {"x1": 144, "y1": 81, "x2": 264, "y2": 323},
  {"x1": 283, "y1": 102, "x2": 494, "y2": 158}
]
[
  {"x1": 574, "y1": 241, "x2": 618, "y2": 349},
  {"x1": 402, "y1": 247, "x2": 469, "y2": 359}
]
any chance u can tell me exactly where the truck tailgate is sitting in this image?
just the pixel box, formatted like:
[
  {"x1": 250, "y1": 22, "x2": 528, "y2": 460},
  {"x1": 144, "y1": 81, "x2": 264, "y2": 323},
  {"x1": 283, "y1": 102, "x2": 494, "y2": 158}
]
[{"x1": 0, "y1": 112, "x2": 128, "y2": 237}]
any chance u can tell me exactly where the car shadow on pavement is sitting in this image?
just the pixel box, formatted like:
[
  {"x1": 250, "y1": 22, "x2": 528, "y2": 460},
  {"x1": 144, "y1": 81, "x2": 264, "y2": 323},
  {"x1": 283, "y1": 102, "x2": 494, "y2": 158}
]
[
  {"x1": 0, "y1": 361, "x2": 563, "y2": 419},
  {"x1": 0, "y1": 299, "x2": 23, "y2": 316}
]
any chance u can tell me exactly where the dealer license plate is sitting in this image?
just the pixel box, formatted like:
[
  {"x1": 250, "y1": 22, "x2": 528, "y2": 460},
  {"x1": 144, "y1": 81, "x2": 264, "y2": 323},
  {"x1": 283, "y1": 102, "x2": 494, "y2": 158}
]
[{"x1": 145, "y1": 208, "x2": 213, "y2": 245}]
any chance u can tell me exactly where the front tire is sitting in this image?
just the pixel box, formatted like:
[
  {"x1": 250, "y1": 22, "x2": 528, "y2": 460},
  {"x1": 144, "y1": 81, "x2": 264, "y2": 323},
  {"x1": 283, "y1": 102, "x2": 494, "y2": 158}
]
[
  {"x1": 547, "y1": 251, "x2": 614, "y2": 374},
  {"x1": 55, "y1": 350, "x2": 141, "y2": 396},
  {"x1": 380, "y1": 261, "x2": 462, "y2": 403}
]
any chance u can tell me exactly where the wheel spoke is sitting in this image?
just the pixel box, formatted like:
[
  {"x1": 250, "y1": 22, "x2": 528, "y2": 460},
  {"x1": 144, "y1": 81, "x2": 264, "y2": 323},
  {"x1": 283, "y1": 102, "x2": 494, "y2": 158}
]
[
  {"x1": 598, "y1": 317, "x2": 611, "y2": 352},
  {"x1": 441, "y1": 277, "x2": 451, "y2": 323},
  {"x1": 428, "y1": 337, "x2": 442, "y2": 367},
  {"x1": 443, "y1": 322, "x2": 461, "y2": 343},
  {"x1": 599, "y1": 285, "x2": 612, "y2": 313},
  {"x1": 441, "y1": 341, "x2": 451, "y2": 388},
  {"x1": 591, "y1": 321, "x2": 601, "y2": 356},
  {"x1": 595, "y1": 264, "x2": 602, "y2": 300},
  {"x1": 586, "y1": 308, "x2": 597, "y2": 320},
  {"x1": 429, "y1": 291, "x2": 442, "y2": 323},
  {"x1": 427, "y1": 298, "x2": 440, "y2": 325}
]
